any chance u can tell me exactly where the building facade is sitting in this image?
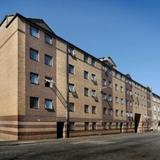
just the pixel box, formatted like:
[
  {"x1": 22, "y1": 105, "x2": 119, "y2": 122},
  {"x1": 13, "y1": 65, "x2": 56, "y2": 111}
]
[
  {"x1": 152, "y1": 93, "x2": 160, "y2": 131},
  {"x1": 0, "y1": 13, "x2": 159, "y2": 140}
]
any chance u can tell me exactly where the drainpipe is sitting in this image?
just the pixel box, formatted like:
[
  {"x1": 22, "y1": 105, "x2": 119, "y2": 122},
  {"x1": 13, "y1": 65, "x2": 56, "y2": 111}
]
[{"x1": 66, "y1": 47, "x2": 70, "y2": 138}]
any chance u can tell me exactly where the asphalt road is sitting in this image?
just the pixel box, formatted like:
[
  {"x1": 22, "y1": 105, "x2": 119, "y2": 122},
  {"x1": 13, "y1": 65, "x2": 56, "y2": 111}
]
[{"x1": 0, "y1": 133, "x2": 160, "y2": 160}]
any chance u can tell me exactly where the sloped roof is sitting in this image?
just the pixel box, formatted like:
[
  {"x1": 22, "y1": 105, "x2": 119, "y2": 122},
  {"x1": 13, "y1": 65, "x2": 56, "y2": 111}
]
[
  {"x1": 27, "y1": 18, "x2": 55, "y2": 34},
  {"x1": 126, "y1": 74, "x2": 132, "y2": 80}
]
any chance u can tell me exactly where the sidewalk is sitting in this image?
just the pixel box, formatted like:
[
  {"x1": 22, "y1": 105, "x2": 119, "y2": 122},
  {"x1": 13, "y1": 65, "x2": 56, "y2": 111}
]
[{"x1": 0, "y1": 132, "x2": 155, "y2": 147}]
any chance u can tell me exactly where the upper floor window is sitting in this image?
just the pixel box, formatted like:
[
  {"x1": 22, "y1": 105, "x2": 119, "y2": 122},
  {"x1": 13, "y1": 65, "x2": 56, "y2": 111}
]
[
  {"x1": 115, "y1": 97, "x2": 119, "y2": 103},
  {"x1": 30, "y1": 97, "x2": 39, "y2": 109},
  {"x1": 45, "y1": 99, "x2": 54, "y2": 111},
  {"x1": 121, "y1": 98, "x2": 124, "y2": 105},
  {"x1": 45, "y1": 54, "x2": 53, "y2": 66},
  {"x1": 30, "y1": 48, "x2": 39, "y2": 62},
  {"x1": 121, "y1": 110, "x2": 124, "y2": 117},
  {"x1": 84, "y1": 55, "x2": 89, "y2": 63},
  {"x1": 30, "y1": 72, "x2": 39, "y2": 85},
  {"x1": 120, "y1": 86, "x2": 124, "y2": 92},
  {"x1": 69, "y1": 83, "x2": 76, "y2": 93},
  {"x1": 115, "y1": 109, "x2": 119, "y2": 116},
  {"x1": 69, "y1": 102, "x2": 75, "y2": 112},
  {"x1": 69, "y1": 64, "x2": 75, "y2": 75},
  {"x1": 92, "y1": 106, "x2": 96, "y2": 114},
  {"x1": 91, "y1": 58, "x2": 96, "y2": 66},
  {"x1": 103, "y1": 79, "x2": 107, "y2": 86},
  {"x1": 68, "y1": 47, "x2": 76, "y2": 57},
  {"x1": 84, "y1": 105, "x2": 89, "y2": 113},
  {"x1": 108, "y1": 81, "x2": 112, "y2": 87},
  {"x1": 115, "y1": 84, "x2": 118, "y2": 91},
  {"x1": 84, "y1": 88, "x2": 89, "y2": 96},
  {"x1": 84, "y1": 71, "x2": 89, "y2": 80},
  {"x1": 45, "y1": 77, "x2": 53, "y2": 87},
  {"x1": 103, "y1": 108, "x2": 107, "y2": 115},
  {"x1": 45, "y1": 34, "x2": 53, "y2": 45},
  {"x1": 91, "y1": 74, "x2": 97, "y2": 83},
  {"x1": 102, "y1": 93, "x2": 107, "y2": 100},
  {"x1": 108, "y1": 95, "x2": 113, "y2": 102},
  {"x1": 91, "y1": 90, "x2": 97, "y2": 98},
  {"x1": 30, "y1": 26, "x2": 39, "y2": 38}
]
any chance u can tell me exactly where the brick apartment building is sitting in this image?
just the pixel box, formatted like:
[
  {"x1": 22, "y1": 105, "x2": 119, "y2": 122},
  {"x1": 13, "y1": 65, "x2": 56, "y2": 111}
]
[{"x1": 0, "y1": 13, "x2": 159, "y2": 140}]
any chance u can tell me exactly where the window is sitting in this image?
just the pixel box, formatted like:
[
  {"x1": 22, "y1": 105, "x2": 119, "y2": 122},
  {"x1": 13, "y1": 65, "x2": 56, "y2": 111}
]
[
  {"x1": 108, "y1": 109, "x2": 113, "y2": 115},
  {"x1": 108, "y1": 95, "x2": 112, "y2": 102},
  {"x1": 84, "y1": 122, "x2": 89, "y2": 131},
  {"x1": 91, "y1": 74, "x2": 97, "y2": 83},
  {"x1": 69, "y1": 83, "x2": 75, "y2": 93},
  {"x1": 84, "y1": 105, "x2": 89, "y2": 113},
  {"x1": 121, "y1": 98, "x2": 124, "y2": 105},
  {"x1": 45, "y1": 34, "x2": 53, "y2": 45},
  {"x1": 84, "y1": 55, "x2": 89, "y2": 63},
  {"x1": 108, "y1": 81, "x2": 112, "y2": 88},
  {"x1": 109, "y1": 122, "x2": 112, "y2": 129},
  {"x1": 30, "y1": 97, "x2": 39, "y2": 109},
  {"x1": 84, "y1": 71, "x2": 89, "y2": 79},
  {"x1": 121, "y1": 110, "x2": 124, "y2": 117},
  {"x1": 69, "y1": 103, "x2": 74, "y2": 112},
  {"x1": 84, "y1": 88, "x2": 89, "y2": 96},
  {"x1": 103, "y1": 79, "x2": 107, "y2": 86},
  {"x1": 30, "y1": 26, "x2": 39, "y2": 38},
  {"x1": 103, "y1": 108, "x2": 107, "y2": 115},
  {"x1": 69, "y1": 64, "x2": 75, "y2": 75},
  {"x1": 115, "y1": 84, "x2": 118, "y2": 91},
  {"x1": 102, "y1": 93, "x2": 107, "y2": 100},
  {"x1": 103, "y1": 122, "x2": 107, "y2": 130},
  {"x1": 45, "y1": 99, "x2": 54, "y2": 110},
  {"x1": 92, "y1": 122, "x2": 96, "y2": 130},
  {"x1": 115, "y1": 97, "x2": 119, "y2": 103},
  {"x1": 91, "y1": 58, "x2": 96, "y2": 66},
  {"x1": 45, "y1": 77, "x2": 53, "y2": 87},
  {"x1": 30, "y1": 73, "x2": 39, "y2": 85},
  {"x1": 115, "y1": 109, "x2": 119, "y2": 116},
  {"x1": 69, "y1": 122, "x2": 75, "y2": 131},
  {"x1": 30, "y1": 48, "x2": 39, "y2": 61},
  {"x1": 116, "y1": 122, "x2": 119, "y2": 129},
  {"x1": 45, "y1": 54, "x2": 53, "y2": 66},
  {"x1": 120, "y1": 86, "x2": 124, "y2": 92},
  {"x1": 91, "y1": 90, "x2": 96, "y2": 98},
  {"x1": 68, "y1": 47, "x2": 75, "y2": 57},
  {"x1": 92, "y1": 106, "x2": 96, "y2": 114}
]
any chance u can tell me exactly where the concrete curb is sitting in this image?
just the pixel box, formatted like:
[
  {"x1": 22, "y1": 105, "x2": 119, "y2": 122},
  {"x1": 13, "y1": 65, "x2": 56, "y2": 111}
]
[{"x1": 0, "y1": 132, "x2": 155, "y2": 147}]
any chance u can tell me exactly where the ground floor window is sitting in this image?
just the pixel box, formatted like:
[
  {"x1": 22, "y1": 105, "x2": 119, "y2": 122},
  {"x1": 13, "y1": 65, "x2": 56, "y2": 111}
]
[
  {"x1": 109, "y1": 122, "x2": 112, "y2": 129},
  {"x1": 102, "y1": 122, "x2": 107, "y2": 130},
  {"x1": 45, "y1": 99, "x2": 54, "y2": 111},
  {"x1": 30, "y1": 97, "x2": 39, "y2": 109},
  {"x1": 84, "y1": 122, "x2": 89, "y2": 131},
  {"x1": 116, "y1": 122, "x2": 119, "y2": 129},
  {"x1": 92, "y1": 122, "x2": 96, "y2": 130}
]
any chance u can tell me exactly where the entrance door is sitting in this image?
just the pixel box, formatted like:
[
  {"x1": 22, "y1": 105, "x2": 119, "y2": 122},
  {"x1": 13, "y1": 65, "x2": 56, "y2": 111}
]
[
  {"x1": 135, "y1": 113, "x2": 141, "y2": 133},
  {"x1": 57, "y1": 122, "x2": 64, "y2": 138}
]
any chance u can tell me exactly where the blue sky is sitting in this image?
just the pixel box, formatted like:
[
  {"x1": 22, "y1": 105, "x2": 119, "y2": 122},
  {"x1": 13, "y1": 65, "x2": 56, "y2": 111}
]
[{"x1": 1, "y1": 0, "x2": 160, "y2": 94}]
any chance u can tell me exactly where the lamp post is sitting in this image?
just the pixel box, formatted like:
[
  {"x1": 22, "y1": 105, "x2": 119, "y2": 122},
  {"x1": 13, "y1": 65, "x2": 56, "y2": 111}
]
[{"x1": 46, "y1": 78, "x2": 70, "y2": 138}]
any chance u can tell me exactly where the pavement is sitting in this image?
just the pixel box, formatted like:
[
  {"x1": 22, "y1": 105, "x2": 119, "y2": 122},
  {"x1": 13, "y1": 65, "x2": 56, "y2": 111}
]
[{"x1": 0, "y1": 132, "x2": 159, "y2": 160}]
